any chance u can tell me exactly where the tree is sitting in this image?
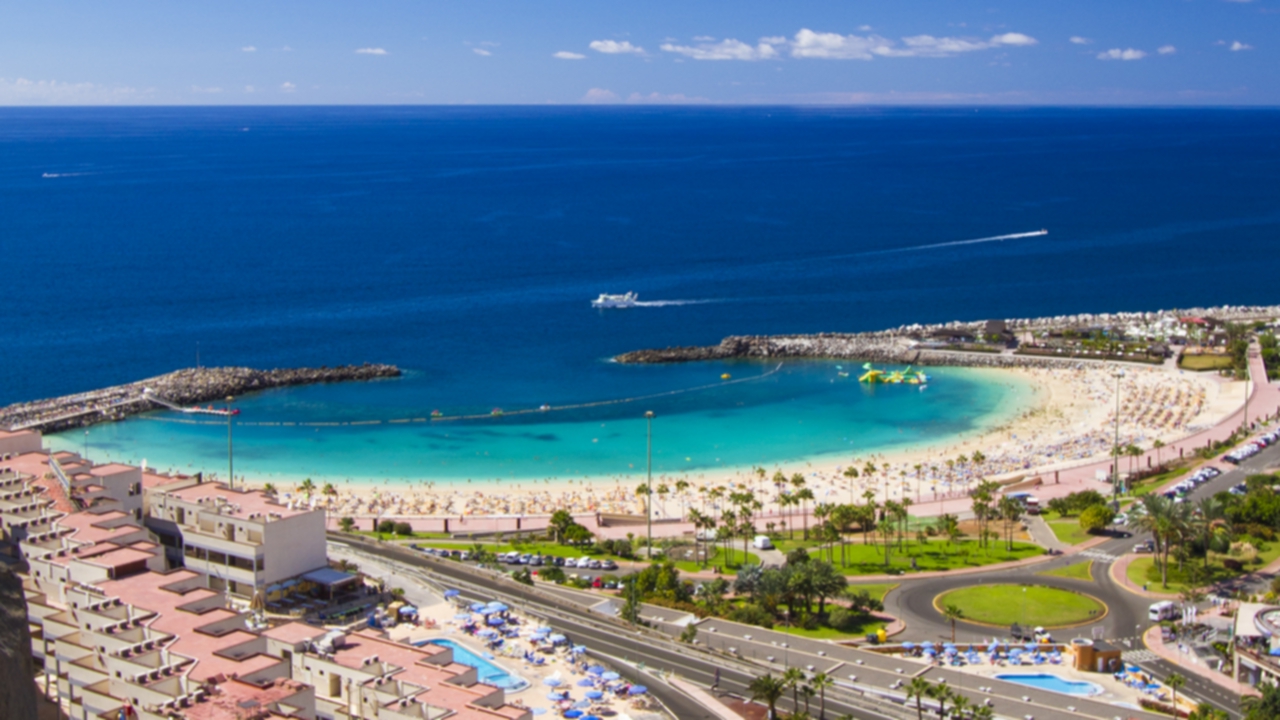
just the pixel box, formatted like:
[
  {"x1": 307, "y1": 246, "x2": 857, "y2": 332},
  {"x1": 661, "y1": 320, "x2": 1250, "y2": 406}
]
[
  {"x1": 942, "y1": 604, "x2": 964, "y2": 643},
  {"x1": 298, "y1": 477, "x2": 316, "y2": 498},
  {"x1": 949, "y1": 694, "x2": 973, "y2": 720},
  {"x1": 1242, "y1": 680, "x2": 1280, "y2": 720},
  {"x1": 1045, "y1": 497, "x2": 1073, "y2": 518},
  {"x1": 549, "y1": 509, "x2": 577, "y2": 544},
  {"x1": 393, "y1": 521, "x2": 413, "y2": 536},
  {"x1": 262, "y1": 482, "x2": 277, "y2": 496},
  {"x1": 1165, "y1": 673, "x2": 1186, "y2": 716},
  {"x1": 338, "y1": 516, "x2": 355, "y2": 533},
  {"x1": 748, "y1": 674, "x2": 787, "y2": 720},
  {"x1": 810, "y1": 671, "x2": 834, "y2": 719},
  {"x1": 377, "y1": 519, "x2": 395, "y2": 534},
  {"x1": 1078, "y1": 504, "x2": 1115, "y2": 534},
  {"x1": 323, "y1": 482, "x2": 337, "y2": 497},
  {"x1": 1153, "y1": 438, "x2": 1166, "y2": 468},
  {"x1": 998, "y1": 496, "x2": 1023, "y2": 551},
  {"x1": 797, "y1": 486, "x2": 815, "y2": 540},
  {"x1": 905, "y1": 677, "x2": 932, "y2": 720},
  {"x1": 926, "y1": 683, "x2": 955, "y2": 720},
  {"x1": 783, "y1": 667, "x2": 806, "y2": 715}
]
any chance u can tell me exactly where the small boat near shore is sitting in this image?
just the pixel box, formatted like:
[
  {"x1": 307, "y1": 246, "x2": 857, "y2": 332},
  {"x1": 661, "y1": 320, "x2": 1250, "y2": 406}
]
[{"x1": 592, "y1": 292, "x2": 638, "y2": 308}]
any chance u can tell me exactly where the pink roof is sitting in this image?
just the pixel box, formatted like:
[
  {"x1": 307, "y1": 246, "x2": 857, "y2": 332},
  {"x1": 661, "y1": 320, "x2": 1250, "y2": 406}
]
[
  {"x1": 163, "y1": 482, "x2": 309, "y2": 519},
  {"x1": 90, "y1": 463, "x2": 138, "y2": 477},
  {"x1": 142, "y1": 471, "x2": 190, "y2": 489},
  {"x1": 261, "y1": 622, "x2": 326, "y2": 644},
  {"x1": 183, "y1": 677, "x2": 309, "y2": 720},
  {"x1": 81, "y1": 547, "x2": 154, "y2": 571}
]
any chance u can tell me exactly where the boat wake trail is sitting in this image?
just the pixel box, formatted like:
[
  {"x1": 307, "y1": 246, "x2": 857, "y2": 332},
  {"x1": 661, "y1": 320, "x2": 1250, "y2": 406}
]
[
  {"x1": 632, "y1": 299, "x2": 720, "y2": 307},
  {"x1": 871, "y1": 229, "x2": 1048, "y2": 255}
]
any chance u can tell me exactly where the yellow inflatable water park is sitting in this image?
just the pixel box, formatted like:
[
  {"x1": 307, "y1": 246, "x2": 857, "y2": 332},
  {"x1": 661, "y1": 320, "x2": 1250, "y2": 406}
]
[{"x1": 858, "y1": 363, "x2": 929, "y2": 385}]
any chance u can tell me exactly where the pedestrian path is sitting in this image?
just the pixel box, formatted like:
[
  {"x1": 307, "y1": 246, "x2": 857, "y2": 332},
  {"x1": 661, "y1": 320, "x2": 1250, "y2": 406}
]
[
  {"x1": 1122, "y1": 649, "x2": 1159, "y2": 663},
  {"x1": 1078, "y1": 549, "x2": 1121, "y2": 563},
  {"x1": 1025, "y1": 515, "x2": 1068, "y2": 552}
]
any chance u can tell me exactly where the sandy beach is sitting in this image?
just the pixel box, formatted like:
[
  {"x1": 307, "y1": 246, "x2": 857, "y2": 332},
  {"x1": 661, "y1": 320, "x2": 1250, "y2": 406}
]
[{"x1": 249, "y1": 362, "x2": 1244, "y2": 524}]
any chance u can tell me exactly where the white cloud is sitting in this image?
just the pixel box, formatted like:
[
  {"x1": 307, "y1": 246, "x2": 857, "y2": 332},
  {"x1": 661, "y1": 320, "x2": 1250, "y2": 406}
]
[
  {"x1": 280, "y1": 82, "x2": 296, "y2": 92},
  {"x1": 553, "y1": 51, "x2": 586, "y2": 60},
  {"x1": 626, "y1": 91, "x2": 708, "y2": 104},
  {"x1": 473, "y1": 48, "x2": 492, "y2": 56},
  {"x1": 1230, "y1": 40, "x2": 1253, "y2": 51},
  {"x1": 0, "y1": 77, "x2": 145, "y2": 105},
  {"x1": 355, "y1": 48, "x2": 388, "y2": 55},
  {"x1": 693, "y1": 35, "x2": 716, "y2": 42},
  {"x1": 1097, "y1": 48, "x2": 1147, "y2": 60},
  {"x1": 1069, "y1": 36, "x2": 1092, "y2": 45},
  {"x1": 589, "y1": 40, "x2": 644, "y2": 55},
  {"x1": 1158, "y1": 45, "x2": 1177, "y2": 55},
  {"x1": 858, "y1": 25, "x2": 874, "y2": 32},
  {"x1": 660, "y1": 38, "x2": 781, "y2": 61},
  {"x1": 241, "y1": 46, "x2": 257, "y2": 53},
  {"x1": 191, "y1": 85, "x2": 223, "y2": 94},
  {"x1": 788, "y1": 29, "x2": 1036, "y2": 60},
  {"x1": 581, "y1": 88, "x2": 619, "y2": 103}
]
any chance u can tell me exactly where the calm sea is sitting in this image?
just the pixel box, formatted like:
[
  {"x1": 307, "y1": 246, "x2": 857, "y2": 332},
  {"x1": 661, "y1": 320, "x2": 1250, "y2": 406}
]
[{"x1": 2, "y1": 107, "x2": 1276, "y2": 481}]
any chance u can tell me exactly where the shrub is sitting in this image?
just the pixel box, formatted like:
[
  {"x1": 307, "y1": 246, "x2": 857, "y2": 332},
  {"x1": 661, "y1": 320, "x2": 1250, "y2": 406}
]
[
  {"x1": 727, "y1": 603, "x2": 774, "y2": 629},
  {"x1": 377, "y1": 520, "x2": 396, "y2": 534},
  {"x1": 512, "y1": 569, "x2": 534, "y2": 586},
  {"x1": 538, "y1": 567, "x2": 566, "y2": 584},
  {"x1": 1223, "y1": 558, "x2": 1244, "y2": 572},
  {"x1": 1079, "y1": 504, "x2": 1115, "y2": 533},
  {"x1": 828, "y1": 607, "x2": 854, "y2": 631},
  {"x1": 393, "y1": 522, "x2": 413, "y2": 536}
]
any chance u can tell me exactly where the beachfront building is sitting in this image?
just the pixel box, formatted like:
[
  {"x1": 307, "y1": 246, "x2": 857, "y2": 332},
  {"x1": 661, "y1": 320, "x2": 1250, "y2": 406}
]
[
  {"x1": 145, "y1": 481, "x2": 329, "y2": 598},
  {"x1": 1231, "y1": 603, "x2": 1280, "y2": 688}
]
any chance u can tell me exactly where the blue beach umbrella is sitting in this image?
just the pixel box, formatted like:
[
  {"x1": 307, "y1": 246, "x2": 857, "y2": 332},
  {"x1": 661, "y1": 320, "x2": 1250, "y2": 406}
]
[
  {"x1": 628, "y1": 686, "x2": 647, "y2": 695},
  {"x1": 562, "y1": 711, "x2": 582, "y2": 719},
  {"x1": 902, "y1": 642, "x2": 915, "y2": 650},
  {"x1": 921, "y1": 641, "x2": 935, "y2": 649},
  {"x1": 577, "y1": 679, "x2": 595, "y2": 687},
  {"x1": 531, "y1": 709, "x2": 546, "y2": 716},
  {"x1": 601, "y1": 672, "x2": 620, "y2": 681},
  {"x1": 443, "y1": 589, "x2": 460, "y2": 598},
  {"x1": 572, "y1": 645, "x2": 587, "y2": 654},
  {"x1": 582, "y1": 715, "x2": 601, "y2": 720},
  {"x1": 586, "y1": 665, "x2": 604, "y2": 676},
  {"x1": 487, "y1": 616, "x2": 506, "y2": 626},
  {"x1": 546, "y1": 692, "x2": 565, "y2": 701},
  {"x1": 470, "y1": 602, "x2": 487, "y2": 612},
  {"x1": 543, "y1": 678, "x2": 562, "y2": 687},
  {"x1": 585, "y1": 690, "x2": 604, "y2": 700},
  {"x1": 487, "y1": 602, "x2": 510, "y2": 613}
]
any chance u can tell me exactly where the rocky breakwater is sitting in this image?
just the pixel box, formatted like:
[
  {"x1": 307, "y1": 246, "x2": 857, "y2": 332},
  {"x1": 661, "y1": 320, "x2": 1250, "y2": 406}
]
[
  {"x1": 616, "y1": 334, "x2": 916, "y2": 364},
  {"x1": 2, "y1": 363, "x2": 401, "y2": 434}
]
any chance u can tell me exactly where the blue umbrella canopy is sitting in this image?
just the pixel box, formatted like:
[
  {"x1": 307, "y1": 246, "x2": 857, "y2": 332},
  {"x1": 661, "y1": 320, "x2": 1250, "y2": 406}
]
[
  {"x1": 543, "y1": 678, "x2": 562, "y2": 687},
  {"x1": 487, "y1": 602, "x2": 510, "y2": 613},
  {"x1": 572, "y1": 701, "x2": 591, "y2": 709},
  {"x1": 470, "y1": 602, "x2": 487, "y2": 612},
  {"x1": 577, "y1": 679, "x2": 595, "y2": 687},
  {"x1": 399, "y1": 606, "x2": 417, "y2": 615},
  {"x1": 549, "y1": 634, "x2": 567, "y2": 644},
  {"x1": 443, "y1": 589, "x2": 460, "y2": 598},
  {"x1": 601, "y1": 672, "x2": 620, "y2": 681},
  {"x1": 921, "y1": 641, "x2": 935, "y2": 648},
  {"x1": 531, "y1": 709, "x2": 546, "y2": 716},
  {"x1": 628, "y1": 686, "x2": 647, "y2": 695},
  {"x1": 901, "y1": 642, "x2": 915, "y2": 649},
  {"x1": 546, "y1": 692, "x2": 566, "y2": 701},
  {"x1": 586, "y1": 665, "x2": 605, "y2": 676},
  {"x1": 572, "y1": 645, "x2": 587, "y2": 654},
  {"x1": 585, "y1": 690, "x2": 604, "y2": 700},
  {"x1": 487, "y1": 616, "x2": 506, "y2": 626},
  {"x1": 477, "y1": 628, "x2": 498, "y2": 637},
  {"x1": 582, "y1": 715, "x2": 601, "y2": 720},
  {"x1": 562, "y1": 711, "x2": 582, "y2": 719}
]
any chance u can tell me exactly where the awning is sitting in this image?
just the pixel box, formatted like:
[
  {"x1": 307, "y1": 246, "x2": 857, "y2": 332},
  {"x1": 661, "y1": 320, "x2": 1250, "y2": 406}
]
[{"x1": 301, "y1": 567, "x2": 359, "y2": 587}]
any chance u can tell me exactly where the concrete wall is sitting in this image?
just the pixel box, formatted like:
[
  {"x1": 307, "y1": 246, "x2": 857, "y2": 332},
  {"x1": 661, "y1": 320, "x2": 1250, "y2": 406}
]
[{"x1": 263, "y1": 510, "x2": 328, "y2": 585}]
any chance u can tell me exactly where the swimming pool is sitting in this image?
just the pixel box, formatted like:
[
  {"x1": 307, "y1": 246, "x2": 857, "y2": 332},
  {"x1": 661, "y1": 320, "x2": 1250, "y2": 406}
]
[
  {"x1": 424, "y1": 639, "x2": 528, "y2": 692},
  {"x1": 994, "y1": 673, "x2": 1104, "y2": 697}
]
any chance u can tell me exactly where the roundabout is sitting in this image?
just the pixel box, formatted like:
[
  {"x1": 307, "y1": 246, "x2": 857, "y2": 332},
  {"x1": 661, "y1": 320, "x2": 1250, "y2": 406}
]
[{"x1": 934, "y1": 584, "x2": 1108, "y2": 629}]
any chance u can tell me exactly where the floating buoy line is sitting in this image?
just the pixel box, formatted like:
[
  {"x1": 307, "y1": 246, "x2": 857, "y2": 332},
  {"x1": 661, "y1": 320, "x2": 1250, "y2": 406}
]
[{"x1": 138, "y1": 363, "x2": 785, "y2": 428}]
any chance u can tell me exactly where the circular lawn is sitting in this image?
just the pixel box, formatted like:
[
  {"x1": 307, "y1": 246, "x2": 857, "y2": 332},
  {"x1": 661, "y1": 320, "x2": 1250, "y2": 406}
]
[{"x1": 935, "y1": 584, "x2": 1106, "y2": 628}]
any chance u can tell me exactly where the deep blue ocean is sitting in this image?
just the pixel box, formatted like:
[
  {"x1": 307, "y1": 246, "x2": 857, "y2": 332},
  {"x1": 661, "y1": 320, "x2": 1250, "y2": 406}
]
[{"x1": 2, "y1": 107, "x2": 1277, "y2": 482}]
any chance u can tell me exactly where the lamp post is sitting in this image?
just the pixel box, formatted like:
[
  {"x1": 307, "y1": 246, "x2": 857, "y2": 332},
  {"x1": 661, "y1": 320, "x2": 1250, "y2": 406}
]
[
  {"x1": 645, "y1": 410, "x2": 655, "y2": 557},
  {"x1": 82, "y1": 429, "x2": 89, "y2": 460},
  {"x1": 1112, "y1": 370, "x2": 1124, "y2": 508},
  {"x1": 226, "y1": 396, "x2": 235, "y2": 490}
]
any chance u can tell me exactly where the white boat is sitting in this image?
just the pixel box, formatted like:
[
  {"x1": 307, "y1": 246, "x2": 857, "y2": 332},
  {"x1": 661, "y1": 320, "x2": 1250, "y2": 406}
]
[{"x1": 591, "y1": 292, "x2": 638, "y2": 308}]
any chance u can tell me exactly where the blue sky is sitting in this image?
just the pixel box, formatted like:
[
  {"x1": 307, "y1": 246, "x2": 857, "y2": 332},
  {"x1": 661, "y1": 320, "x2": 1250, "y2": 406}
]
[{"x1": 0, "y1": 1, "x2": 1275, "y2": 105}]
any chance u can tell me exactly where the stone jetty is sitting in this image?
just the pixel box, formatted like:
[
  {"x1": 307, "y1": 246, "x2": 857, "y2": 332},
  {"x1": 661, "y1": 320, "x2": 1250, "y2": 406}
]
[
  {"x1": 616, "y1": 304, "x2": 1280, "y2": 366},
  {"x1": 2, "y1": 364, "x2": 400, "y2": 433}
]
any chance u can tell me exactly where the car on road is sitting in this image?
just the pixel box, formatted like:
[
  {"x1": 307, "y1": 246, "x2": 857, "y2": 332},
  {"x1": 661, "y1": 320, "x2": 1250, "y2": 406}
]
[
  {"x1": 1133, "y1": 541, "x2": 1154, "y2": 553},
  {"x1": 1113, "y1": 513, "x2": 1128, "y2": 526}
]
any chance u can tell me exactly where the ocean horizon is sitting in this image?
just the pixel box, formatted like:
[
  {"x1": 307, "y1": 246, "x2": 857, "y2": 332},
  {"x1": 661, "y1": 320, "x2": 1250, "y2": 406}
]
[{"x1": 5, "y1": 106, "x2": 1278, "y2": 482}]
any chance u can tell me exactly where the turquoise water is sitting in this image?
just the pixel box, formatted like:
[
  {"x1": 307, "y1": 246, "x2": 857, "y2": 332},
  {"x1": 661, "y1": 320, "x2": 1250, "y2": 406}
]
[
  {"x1": 50, "y1": 361, "x2": 1034, "y2": 484},
  {"x1": 994, "y1": 673, "x2": 1104, "y2": 697},
  {"x1": 425, "y1": 638, "x2": 527, "y2": 691}
]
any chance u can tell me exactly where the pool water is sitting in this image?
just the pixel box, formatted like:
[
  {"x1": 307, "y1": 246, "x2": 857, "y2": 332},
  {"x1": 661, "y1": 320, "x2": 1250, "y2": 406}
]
[
  {"x1": 994, "y1": 673, "x2": 1104, "y2": 697},
  {"x1": 424, "y1": 639, "x2": 528, "y2": 692}
]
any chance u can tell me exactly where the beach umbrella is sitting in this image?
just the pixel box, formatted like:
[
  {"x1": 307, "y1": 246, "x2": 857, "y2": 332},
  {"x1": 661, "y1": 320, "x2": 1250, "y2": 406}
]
[
  {"x1": 543, "y1": 678, "x2": 562, "y2": 687},
  {"x1": 531, "y1": 709, "x2": 546, "y2": 716},
  {"x1": 470, "y1": 602, "x2": 487, "y2": 612},
  {"x1": 582, "y1": 715, "x2": 601, "y2": 720},
  {"x1": 585, "y1": 690, "x2": 604, "y2": 700},
  {"x1": 546, "y1": 692, "x2": 566, "y2": 701},
  {"x1": 562, "y1": 711, "x2": 582, "y2": 719},
  {"x1": 577, "y1": 679, "x2": 595, "y2": 687},
  {"x1": 399, "y1": 606, "x2": 417, "y2": 616},
  {"x1": 443, "y1": 589, "x2": 460, "y2": 598},
  {"x1": 573, "y1": 700, "x2": 591, "y2": 709},
  {"x1": 488, "y1": 616, "x2": 506, "y2": 626},
  {"x1": 1024, "y1": 643, "x2": 1037, "y2": 651},
  {"x1": 921, "y1": 641, "x2": 935, "y2": 649},
  {"x1": 480, "y1": 606, "x2": 498, "y2": 615},
  {"x1": 586, "y1": 665, "x2": 604, "y2": 676},
  {"x1": 537, "y1": 626, "x2": 554, "y2": 633},
  {"x1": 628, "y1": 686, "x2": 647, "y2": 695},
  {"x1": 601, "y1": 672, "x2": 620, "y2": 681},
  {"x1": 487, "y1": 602, "x2": 510, "y2": 613},
  {"x1": 572, "y1": 645, "x2": 587, "y2": 654},
  {"x1": 478, "y1": 628, "x2": 498, "y2": 638},
  {"x1": 453, "y1": 613, "x2": 472, "y2": 621},
  {"x1": 549, "y1": 634, "x2": 567, "y2": 644},
  {"x1": 902, "y1": 642, "x2": 915, "y2": 650}
]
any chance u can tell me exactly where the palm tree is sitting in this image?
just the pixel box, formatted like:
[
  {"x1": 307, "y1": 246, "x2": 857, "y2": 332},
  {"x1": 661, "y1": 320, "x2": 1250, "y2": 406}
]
[
  {"x1": 797, "y1": 486, "x2": 815, "y2": 540},
  {"x1": 1152, "y1": 438, "x2": 1166, "y2": 469},
  {"x1": 748, "y1": 674, "x2": 787, "y2": 720},
  {"x1": 843, "y1": 465, "x2": 859, "y2": 505},
  {"x1": 905, "y1": 677, "x2": 932, "y2": 720},
  {"x1": 1194, "y1": 496, "x2": 1226, "y2": 569},
  {"x1": 1241, "y1": 680, "x2": 1280, "y2": 720},
  {"x1": 322, "y1": 482, "x2": 337, "y2": 498},
  {"x1": 811, "y1": 671, "x2": 834, "y2": 719},
  {"x1": 943, "y1": 604, "x2": 965, "y2": 643},
  {"x1": 674, "y1": 479, "x2": 690, "y2": 519},
  {"x1": 783, "y1": 667, "x2": 806, "y2": 714},
  {"x1": 949, "y1": 694, "x2": 973, "y2": 720},
  {"x1": 338, "y1": 516, "x2": 355, "y2": 533},
  {"x1": 927, "y1": 683, "x2": 954, "y2": 720},
  {"x1": 1166, "y1": 673, "x2": 1186, "y2": 715},
  {"x1": 298, "y1": 477, "x2": 316, "y2": 498}
]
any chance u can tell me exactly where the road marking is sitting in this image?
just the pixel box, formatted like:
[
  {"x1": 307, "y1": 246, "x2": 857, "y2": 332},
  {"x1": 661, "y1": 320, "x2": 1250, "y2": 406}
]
[
  {"x1": 1122, "y1": 649, "x2": 1158, "y2": 662},
  {"x1": 1079, "y1": 549, "x2": 1120, "y2": 563}
]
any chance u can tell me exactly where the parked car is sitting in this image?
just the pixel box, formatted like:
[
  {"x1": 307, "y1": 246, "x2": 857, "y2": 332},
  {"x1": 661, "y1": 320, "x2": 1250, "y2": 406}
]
[{"x1": 1133, "y1": 541, "x2": 1154, "y2": 553}]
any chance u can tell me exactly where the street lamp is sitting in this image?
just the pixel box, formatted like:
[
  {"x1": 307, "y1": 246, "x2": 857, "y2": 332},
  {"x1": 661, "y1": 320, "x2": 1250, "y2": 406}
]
[
  {"x1": 1112, "y1": 370, "x2": 1125, "y2": 507},
  {"x1": 645, "y1": 410, "x2": 655, "y2": 557},
  {"x1": 82, "y1": 429, "x2": 89, "y2": 460},
  {"x1": 226, "y1": 395, "x2": 235, "y2": 490}
]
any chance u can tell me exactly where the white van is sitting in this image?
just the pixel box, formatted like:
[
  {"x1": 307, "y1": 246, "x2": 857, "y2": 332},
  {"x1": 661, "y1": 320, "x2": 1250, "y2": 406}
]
[
  {"x1": 752, "y1": 535, "x2": 774, "y2": 550},
  {"x1": 1148, "y1": 601, "x2": 1178, "y2": 622}
]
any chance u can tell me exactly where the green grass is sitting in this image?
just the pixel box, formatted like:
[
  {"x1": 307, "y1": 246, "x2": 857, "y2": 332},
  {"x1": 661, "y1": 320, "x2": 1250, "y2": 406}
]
[
  {"x1": 937, "y1": 584, "x2": 1106, "y2": 628},
  {"x1": 1046, "y1": 520, "x2": 1094, "y2": 546},
  {"x1": 771, "y1": 617, "x2": 888, "y2": 640},
  {"x1": 1036, "y1": 561, "x2": 1094, "y2": 582},
  {"x1": 808, "y1": 538, "x2": 1043, "y2": 575},
  {"x1": 347, "y1": 530, "x2": 453, "y2": 540},
  {"x1": 411, "y1": 540, "x2": 758, "y2": 573},
  {"x1": 1126, "y1": 537, "x2": 1280, "y2": 593},
  {"x1": 1129, "y1": 467, "x2": 1190, "y2": 498},
  {"x1": 1178, "y1": 354, "x2": 1235, "y2": 371},
  {"x1": 847, "y1": 583, "x2": 900, "y2": 603}
]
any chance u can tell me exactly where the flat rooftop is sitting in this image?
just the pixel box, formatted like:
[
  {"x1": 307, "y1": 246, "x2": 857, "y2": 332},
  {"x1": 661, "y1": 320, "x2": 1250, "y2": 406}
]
[{"x1": 161, "y1": 482, "x2": 310, "y2": 520}]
